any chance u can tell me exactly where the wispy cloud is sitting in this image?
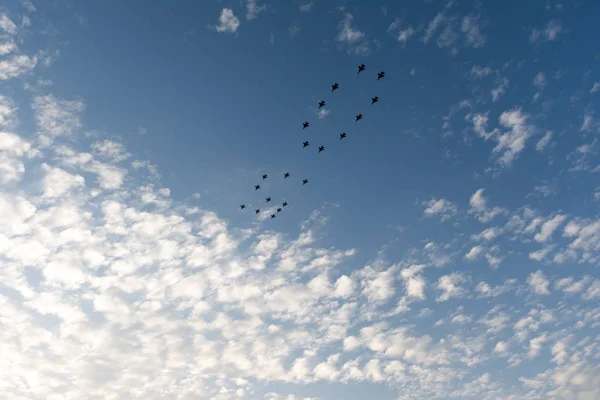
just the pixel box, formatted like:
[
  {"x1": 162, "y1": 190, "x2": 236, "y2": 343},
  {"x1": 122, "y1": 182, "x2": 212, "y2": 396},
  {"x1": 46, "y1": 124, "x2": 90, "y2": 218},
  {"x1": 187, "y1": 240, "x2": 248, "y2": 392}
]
[
  {"x1": 336, "y1": 13, "x2": 370, "y2": 56},
  {"x1": 530, "y1": 20, "x2": 566, "y2": 43},
  {"x1": 246, "y1": 0, "x2": 267, "y2": 21}
]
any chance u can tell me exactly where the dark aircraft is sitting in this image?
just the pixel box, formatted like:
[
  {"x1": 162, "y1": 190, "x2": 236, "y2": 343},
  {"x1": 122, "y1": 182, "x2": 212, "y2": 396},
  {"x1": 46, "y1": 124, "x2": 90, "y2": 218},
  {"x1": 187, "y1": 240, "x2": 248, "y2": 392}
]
[
  {"x1": 255, "y1": 185, "x2": 261, "y2": 191},
  {"x1": 284, "y1": 172, "x2": 290, "y2": 178},
  {"x1": 377, "y1": 71, "x2": 385, "y2": 81},
  {"x1": 271, "y1": 214, "x2": 276, "y2": 219},
  {"x1": 303, "y1": 179, "x2": 309, "y2": 185},
  {"x1": 303, "y1": 141, "x2": 310, "y2": 148},
  {"x1": 282, "y1": 201, "x2": 288, "y2": 207},
  {"x1": 356, "y1": 113, "x2": 363, "y2": 122},
  {"x1": 276, "y1": 208, "x2": 282, "y2": 213},
  {"x1": 371, "y1": 96, "x2": 379, "y2": 105},
  {"x1": 240, "y1": 204, "x2": 246, "y2": 210},
  {"x1": 318, "y1": 100, "x2": 326, "y2": 109},
  {"x1": 358, "y1": 64, "x2": 366, "y2": 74},
  {"x1": 255, "y1": 209, "x2": 260, "y2": 214},
  {"x1": 266, "y1": 197, "x2": 271, "y2": 203},
  {"x1": 318, "y1": 146, "x2": 325, "y2": 153},
  {"x1": 262, "y1": 174, "x2": 268, "y2": 180},
  {"x1": 340, "y1": 132, "x2": 347, "y2": 140},
  {"x1": 303, "y1": 121, "x2": 310, "y2": 129},
  {"x1": 331, "y1": 83, "x2": 339, "y2": 92}
]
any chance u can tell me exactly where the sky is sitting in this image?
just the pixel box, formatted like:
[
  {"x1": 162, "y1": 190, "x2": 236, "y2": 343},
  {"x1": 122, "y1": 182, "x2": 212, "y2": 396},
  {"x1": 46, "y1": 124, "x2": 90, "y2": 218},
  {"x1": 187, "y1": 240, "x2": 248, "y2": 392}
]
[{"x1": 1, "y1": 0, "x2": 600, "y2": 399}]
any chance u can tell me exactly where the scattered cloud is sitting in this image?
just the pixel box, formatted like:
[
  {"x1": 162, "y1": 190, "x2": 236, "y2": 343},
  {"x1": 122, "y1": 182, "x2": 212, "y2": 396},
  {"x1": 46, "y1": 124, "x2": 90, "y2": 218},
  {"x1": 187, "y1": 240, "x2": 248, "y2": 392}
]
[
  {"x1": 465, "y1": 245, "x2": 484, "y2": 261},
  {"x1": 436, "y1": 272, "x2": 467, "y2": 302},
  {"x1": 461, "y1": 14, "x2": 486, "y2": 48},
  {"x1": 591, "y1": 82, "x2": 600, "y2": 94},
  {"x1": 215, "y1": 8, "x2": 240, "y2": 34},
  {"x1": 336, "y1": 13, "x2": 370, "y2": 56},
  {"x1": 422, "y1": 197, "x2": 458, "y2": 221},
  {"x1": 530, "y1": 20, "x2": 566, "y2": 43},
  {"x1": 527, "y1": 270, "x2": 551, "y2": 295},
  {"x1": 0, "y1": 54, "x2": 38, "y2": 80},
  {"x1": 471, "y1": 65, "x2": 494, "y2": 78},
  {"x1": 536, "y1": 131, "x2": 552, "y2": 151},
  {"x1": 299, "y1": 2, "x2": 313, "y2": 12},
  {"x1": 388, "y1": 19, "x2": 416, "y2": 44},
  {"x1": 246, "y1": 0, "x2": 267, "y2": 21},
  {"x1": 491, "y1": 77, "x2": 509, "y2": 102},
  {"x1": 317, "y1": 108, "x2": 330, "y2": 119},
  {"x1": 468, "y1": 189, "x2": 505, "y2": 222},
  {"x1": 493, "y1": 108, "x2": 533, "y2": 167}
]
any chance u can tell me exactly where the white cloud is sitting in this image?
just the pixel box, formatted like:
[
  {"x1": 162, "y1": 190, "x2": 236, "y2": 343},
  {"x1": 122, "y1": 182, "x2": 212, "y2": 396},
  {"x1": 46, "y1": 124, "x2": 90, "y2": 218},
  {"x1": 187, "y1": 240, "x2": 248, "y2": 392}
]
[
  {"x1": 334, "y1": 275, "x2": 355, "y2": 299},
  {"x1": 41, "y1": 163, "x2": 85, "y2": 198},
  {"x1": 0, "y1": 40, "x2": 18, "y2": 55},
  {"x1": 470, "y1": 65, "x2": 494, "y2": 78},
  {"x1": 0, "y1": 14, "x2": 18, "y2": 35},
  {"x1": 299, "y1": 3, "x2": 313, "y2": 12},
  {"x1": 32, "y1": 94, "x2": 85, "y2": 140},
  {"x1": 475, "y1": 279, "x2": 515, "y2": 298},
  {"x1": 317, "y1": 108, "x2": 330, "y2": 120},
  {"x1": 423, "y1": 12, "x2": 445, "y2": 44},
  {"x1": 591, "y1": 82, "x2": 600, "y2": 94},
  {"x1": 465, "y1": 245, "x2": 483, "y2": 261},
  {"x1": 527, "y1": 270, "x2": 551, "y2": 295},
  {"x1": 388, "y1": 19, "x2": 415, "y2": 44},
  {"x1": 529, "y1": 246, "x2": 553, "y2": 261},
  {"x1": 491, "y1": 77, "x2": 509, "y2": 102},
  {"x1": 215, "y1": 8, "x2": 240, "y2": 34},
  {"x1": 336, "y1": 13, "x2": 369, "y2": 56},
  {"x1": 494, "y1": 341, "x2": 508, "y2": 355},
  {"x1": 399, "y1": 264, "x2": 426, "y2": 300},
  {"x1": 246, "y1": 0, "x2": 266, "y2": 21},
  {"x1": 527, "y1": 333, "x2": 548, "y2": 358},
  {"x1": 461, "y1": 14, "x2": 486, "y2": 48},
  {"x1": 534, "y1": 214, "x2": 567, "y2": 242},
  {"x1": 533, "y1": 72, "x2": 547, "y2": 89},
  {"x1": 493, "y1": 108, "x2": 533, "y2": 167},
  {"x1": 0, "y1": 54, "x2": 37, "y2": 80},
  {"x1": 436, "y1": 273, "x2": 467, "y2": 302},
  {"x1": 582, "y1": 280, "x2": 600, "y2": 300},
  {"x1": 468, "y1": 189, "x2": 504, "y2": 222},
  {"x1": 468, "y1": 112, "x2": 498, "y2": 140},
  {"x1": 530, "y1": 20, "x2": 565, "y2": 43},
  {"x1": 422, "y1": 197, "x2": 458, "y2": 221},
  {"x1": 536, "y1": 131, "x2": 552, "y2": 151}
]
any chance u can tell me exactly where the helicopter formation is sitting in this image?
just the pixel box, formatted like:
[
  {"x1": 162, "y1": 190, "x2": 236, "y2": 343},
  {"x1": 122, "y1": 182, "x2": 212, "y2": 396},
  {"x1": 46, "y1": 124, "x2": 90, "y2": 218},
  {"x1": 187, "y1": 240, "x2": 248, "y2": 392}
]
[{"x1": 239, "y1": 64, "x2": 386, "y2": 219}]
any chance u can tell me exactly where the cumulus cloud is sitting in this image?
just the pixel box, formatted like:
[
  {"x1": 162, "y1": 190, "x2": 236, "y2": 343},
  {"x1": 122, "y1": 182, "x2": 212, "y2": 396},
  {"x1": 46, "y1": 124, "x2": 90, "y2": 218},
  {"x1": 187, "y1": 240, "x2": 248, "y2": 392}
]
[
  {"x1": 465, "y1": 245, "x2": 483, "y2": 261},
  {"x1": 468, "y1": 188, "x2": 505, "y2": 222},
  {"x1": 436, "y1": 273, "x2": 467, "y2": 302},
  {"x1": 215, "y1": 8, "x2": 240, "y2": 33},
  {"x1": 527, "y1": 270, "x2": 551, "y2": 295},
  {"x1": 534, "y1": 214, "x2": 567, "y2": 242},
  {"x1": 493, "y1": 108, "x2": 533, "y2": 167}
]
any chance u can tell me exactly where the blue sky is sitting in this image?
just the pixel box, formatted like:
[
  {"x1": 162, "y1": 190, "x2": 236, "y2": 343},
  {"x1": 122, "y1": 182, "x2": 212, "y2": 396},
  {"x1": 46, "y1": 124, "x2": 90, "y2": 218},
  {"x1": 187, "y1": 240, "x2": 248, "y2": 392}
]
[{"x1": 1, "y1": 0, "x2": 600, "y2": 399}]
